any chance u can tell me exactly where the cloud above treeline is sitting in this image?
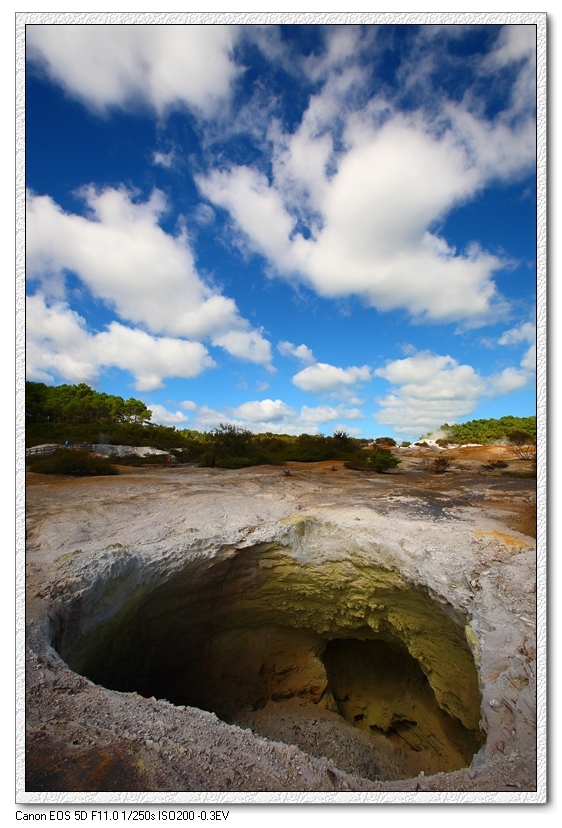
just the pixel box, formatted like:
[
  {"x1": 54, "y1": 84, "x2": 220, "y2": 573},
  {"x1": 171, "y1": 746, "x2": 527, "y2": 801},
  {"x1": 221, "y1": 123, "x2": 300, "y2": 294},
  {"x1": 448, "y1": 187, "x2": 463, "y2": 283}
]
[
  {"x1": 148, "y1": 397, "x2": 365, "y2": 436},
  {"x1": 25, "y1": 23, "x2": 537, "y2": 436},
  {"x1": 374, "y1": 350, "x2": 533, "y2": 435}
]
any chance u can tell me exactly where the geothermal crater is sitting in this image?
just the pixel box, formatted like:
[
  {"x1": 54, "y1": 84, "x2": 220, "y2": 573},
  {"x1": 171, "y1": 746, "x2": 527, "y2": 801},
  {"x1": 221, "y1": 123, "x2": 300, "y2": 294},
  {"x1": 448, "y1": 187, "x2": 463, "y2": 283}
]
[
  {"x1": 24, "y1": 459, "x2": 537, "y2": 794},
  {"x1": 58, "y1": 543, "x2": 483, "y2": 777}
]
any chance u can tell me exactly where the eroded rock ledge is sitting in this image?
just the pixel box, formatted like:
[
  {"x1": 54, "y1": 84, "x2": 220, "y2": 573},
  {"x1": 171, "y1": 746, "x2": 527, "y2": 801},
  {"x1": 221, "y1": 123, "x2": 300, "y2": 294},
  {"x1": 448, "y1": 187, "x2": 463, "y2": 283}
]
[{"x1": 25, "y1": 463, "x2": 537, "y2": 794}]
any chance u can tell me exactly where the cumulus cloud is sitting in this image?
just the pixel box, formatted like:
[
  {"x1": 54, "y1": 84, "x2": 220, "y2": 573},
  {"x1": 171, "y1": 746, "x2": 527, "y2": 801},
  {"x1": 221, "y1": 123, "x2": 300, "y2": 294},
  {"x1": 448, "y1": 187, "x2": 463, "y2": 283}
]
[
  {"x1": 197, "y1": 28, "x2": 534, "y2": 326},
  {"x1": 374, "y1": 351, "x2": 530, "y2": 435},
  {"x1": 231, "y1": 399, "x2": 294, "y2": 423},
  {"x1": 190, "y1": 399, "x2": 364, "y2": 436},
  {"x1": 26, "y1": 187, "x2": 272, "y2": 367},
  {"x1": 26, "y1": 293, "x2": 215, "y2": 391},
  {"x1": 148, "y1": 404, "x2": 190, "y2": 425},
  {"x1": 498, "y1": 321, "x2": 536, "y2": 345},
  {"x1": 212, "y1": 329, "x2": 274, "y2": 367},
  {"x1": 277, "y1": 340, "x2": 316, "y2": 365},
  {"x1": 498, "y1": 321, "x2": 536, "y2": 372},
  {"x1": 26, "y1": 25, "x2": 240, "y2": 117},
  {"x1": 292, "y1": 362, "x2": 371, "y2": 393}
]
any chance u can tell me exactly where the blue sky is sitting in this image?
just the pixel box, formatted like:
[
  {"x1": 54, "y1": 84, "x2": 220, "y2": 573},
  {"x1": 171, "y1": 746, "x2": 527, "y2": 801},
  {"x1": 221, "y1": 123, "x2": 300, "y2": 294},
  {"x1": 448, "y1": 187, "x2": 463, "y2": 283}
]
[{"x1": 26, "y1": 23, "x2": 537, "y2": 440}]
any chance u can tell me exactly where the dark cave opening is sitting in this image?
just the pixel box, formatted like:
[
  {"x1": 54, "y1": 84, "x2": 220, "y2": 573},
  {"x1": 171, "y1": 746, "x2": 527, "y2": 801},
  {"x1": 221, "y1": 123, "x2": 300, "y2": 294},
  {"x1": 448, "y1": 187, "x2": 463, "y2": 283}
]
[{"x1": 54, "y1": 544, "x2": 484, "y2": 777}]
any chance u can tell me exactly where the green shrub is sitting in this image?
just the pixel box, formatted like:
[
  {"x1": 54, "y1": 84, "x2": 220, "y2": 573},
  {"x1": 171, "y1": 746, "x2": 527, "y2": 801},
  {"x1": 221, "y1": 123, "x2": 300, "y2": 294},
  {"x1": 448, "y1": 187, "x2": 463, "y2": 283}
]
[
  {"x1": 216, "y1": 456, "x2": 255, "y2": 469},
  {"x1": 27, "y1": 449, "x2": 118, "y2": 476},
  {"x1": 375, "y1": 437, "x2": 397, "y2": 446},
  {"x1": 369, "y1": 448, "x2": 401, "y2": 473},
  {"x1": 400, "y1": 441, "x2": 411, "y2": 448},
  {"x1": 343, "y1": 453, "x2": 372, "y2": 471},
  {"x1": 171, "y1": 448, "x2": 201, "y2": 464},
  {"x1": 199, "y1": 450, "x2": 216, "y2": 467}
]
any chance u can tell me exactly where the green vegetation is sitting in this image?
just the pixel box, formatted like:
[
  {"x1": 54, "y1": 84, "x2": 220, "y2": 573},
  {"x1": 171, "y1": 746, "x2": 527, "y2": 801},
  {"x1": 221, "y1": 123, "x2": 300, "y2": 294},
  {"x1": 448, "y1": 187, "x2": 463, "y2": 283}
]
[
  {"x1": 26, "y1": 381, "x2": 210, "y2": 451},
  {"x1": 26, "y1": 382, "x2": 535, "y2": 473},
  {"x1": 345, "y1": 447, "x2": 401, "y2": 474},
  {"x1": 26, "y1": 381, "x2": 152, "y2": 425},
  {"x1": 25, "y1": 384, "x2": 371, "y2": 467},
  {"x1": 436, "y1": 416, "x2": 536, "y2": 444},
  {"x1": 26, "y1": 449, "x2": 118, "y2": 476},
  {"x1": 199, "y1": 425, "x2": 364, "y2": 468},
  {"x1": 369, "y1": 448, "x2": 401, "y2": 473}
]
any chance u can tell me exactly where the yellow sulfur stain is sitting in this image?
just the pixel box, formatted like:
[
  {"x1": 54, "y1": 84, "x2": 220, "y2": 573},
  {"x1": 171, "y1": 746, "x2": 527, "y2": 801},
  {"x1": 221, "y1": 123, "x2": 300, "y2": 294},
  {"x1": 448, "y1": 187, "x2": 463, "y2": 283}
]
[{"x1": 475, "y1": 530, "x2": 527, "y2": 548}]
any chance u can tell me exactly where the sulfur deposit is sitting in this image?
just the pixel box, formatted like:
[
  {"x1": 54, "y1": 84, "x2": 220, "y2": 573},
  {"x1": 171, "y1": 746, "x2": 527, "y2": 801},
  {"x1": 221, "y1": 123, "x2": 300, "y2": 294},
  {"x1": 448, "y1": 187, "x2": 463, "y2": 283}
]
[{"x1": 24, "y1": 456, "x2": 537, "y2": 794}]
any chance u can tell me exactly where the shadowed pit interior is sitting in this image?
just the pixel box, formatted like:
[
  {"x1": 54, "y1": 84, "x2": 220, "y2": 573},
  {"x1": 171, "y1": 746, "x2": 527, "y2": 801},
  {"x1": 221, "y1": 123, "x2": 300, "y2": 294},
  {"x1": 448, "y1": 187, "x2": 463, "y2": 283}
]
[{"x1": 53, "y1": 542, "x2": 485, "y2": 778}]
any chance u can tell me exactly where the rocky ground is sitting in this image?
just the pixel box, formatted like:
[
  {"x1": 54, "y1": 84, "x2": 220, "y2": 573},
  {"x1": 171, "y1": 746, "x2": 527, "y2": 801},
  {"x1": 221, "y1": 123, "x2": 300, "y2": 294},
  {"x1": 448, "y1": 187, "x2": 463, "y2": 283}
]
[{"x1": 23, "y1": 446, "x2": 539, "y2": 799}]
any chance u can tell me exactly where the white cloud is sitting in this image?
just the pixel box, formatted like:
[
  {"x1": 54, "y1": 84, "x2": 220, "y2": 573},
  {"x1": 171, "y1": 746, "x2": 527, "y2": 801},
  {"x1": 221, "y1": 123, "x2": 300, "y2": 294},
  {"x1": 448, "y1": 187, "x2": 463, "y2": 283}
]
[
  {"x1": 26, "y1": 293, "x2": 215, "y2": 391},
  {"x1": 27, "y1": 25, "x2": 240, "y2": 117},
  {"x1": 520, "y1": 343, "x2": 536, "y2": 372},
  {"x1": 300, "y1": 405, "x2": 364, "y2": 423},
  {"x1": 292, "y1": 362, "x2": 371, "y2": 393},
  {"x1": 487, "y1": 367, "x2": 528, "y2": 396},
  {"x1": 212, "y1": 329, "x2": 274, "y2": 367},
  {"x1": 232, "y1": 399, "x2": 294, "y2": 423},
  {"x1": 277, "y1": 340, "x2": 316, "y2": 365},
  {"x1": 179, "y1": 400, "x2": 198, "y2": 411},
  {"x1": 486, "y1": 25, "x2": 536, "y2": 69},
  {"x1": 148, "y1": 404, "x2": 190, "y2": 425},
  {"x1": 190, "y1": 399, "x2": 364, "y2": 436},
  {"x1": 26, "y1": 187, "x2": 272, "y2": 367},
  {"x1": 153, "y1": 150, "x2": 175, "y2": 169},
  {"x1": 498, "y1": 321, "x2": 536, "y2": 372},
  {"x1": 197, "y1": 34, "x2": 534, "y2": 326},
  {"x1": 374, "y1": 351, "x2": 531, "y2": 436},
  {"x1": 498, "y1": 321, "x2": 536, "y2": 345},
  {"x1": 193, "y1": 203, "x2": 216, "y2": 226}
]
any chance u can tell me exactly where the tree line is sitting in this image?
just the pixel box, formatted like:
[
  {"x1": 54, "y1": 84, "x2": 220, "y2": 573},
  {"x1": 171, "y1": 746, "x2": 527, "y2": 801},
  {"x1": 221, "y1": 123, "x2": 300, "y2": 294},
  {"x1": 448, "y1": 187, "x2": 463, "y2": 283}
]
[
  {"x1": 438, "y1": 416, "x2": 536, "y2": 445},
  {"x1": 26, "y1": 382, "x2": 535, "y2": 474},
  {"x1": 26, "y1": 382, "x2": 152, "y2": 425}
]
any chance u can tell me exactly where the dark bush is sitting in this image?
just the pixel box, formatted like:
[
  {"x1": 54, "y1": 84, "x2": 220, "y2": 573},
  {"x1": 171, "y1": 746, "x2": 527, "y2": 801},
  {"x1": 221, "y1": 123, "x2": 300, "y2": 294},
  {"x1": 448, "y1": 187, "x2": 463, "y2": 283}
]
[
  {"x1": 400, "y1": 441, "x2": 411, "y2": 448},
  {"x1": 27, "y1": 449, "x2": 118, "y2": 476},
  {"x1": 345, "y1": 448, "x2": 401, "y2": 473},
  {"x1": 430, "y1": 458, "x2": 451, "y2": 474},
  {"x1": 480, "y1": 460, "x2": 509, "y2": 471},
  {"x1": 344, "y1": 453, "x2": 371, "y2": 471},
  {"x1": 171, "y1": 448, "x2": 201, "y2": 464},
  {"x1": 199, "y1": 450, "x2": 216, "y2": 468},
  {"x1": 507, "y1": 431, "x2": 536, "y2": 460},
  {"x1": 375, "y1": 437, "x2": 397, "y2": 446},
  {"x1": 216, "y1": 456, "x2": 255, "y2": 469},
  {"x1": 369, "y1": 448, "x2": 401, "y2": 473}
]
